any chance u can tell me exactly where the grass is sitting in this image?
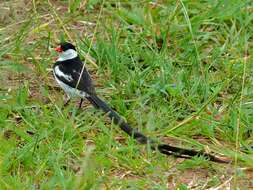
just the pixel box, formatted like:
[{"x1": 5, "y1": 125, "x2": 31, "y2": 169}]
[{"x1": 1, "y1": 0, "x2": 253, "y2": 189}]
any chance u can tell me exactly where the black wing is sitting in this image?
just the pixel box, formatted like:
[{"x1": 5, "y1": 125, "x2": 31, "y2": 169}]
[{"x1": 54, "y1": 56, "x2": 96, "y2": 95}]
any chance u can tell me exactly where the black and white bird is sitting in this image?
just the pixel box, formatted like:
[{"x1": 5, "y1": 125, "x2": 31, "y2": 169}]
[{"x1": 53, "y1": 42, "x2": 229, "y2": 163}]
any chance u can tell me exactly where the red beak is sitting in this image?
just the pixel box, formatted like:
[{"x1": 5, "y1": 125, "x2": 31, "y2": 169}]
[{"x1": 54, "y1": 46, "x2": 63, "y2": 52}]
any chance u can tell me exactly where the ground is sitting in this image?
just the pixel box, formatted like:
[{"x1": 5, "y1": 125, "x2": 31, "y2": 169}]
[{"x1": 0, "y1": 0, "x2": 253, "y2": 189}]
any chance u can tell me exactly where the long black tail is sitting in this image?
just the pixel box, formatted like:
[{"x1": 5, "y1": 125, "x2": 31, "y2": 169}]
[{"x1": 86, "y1": 95, "x2": 229, "y2": 163}]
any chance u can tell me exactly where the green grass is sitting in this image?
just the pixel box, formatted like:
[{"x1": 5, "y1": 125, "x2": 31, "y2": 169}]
[{"x1": 1, "y1": 0, "x2": 253, "y2": 189}]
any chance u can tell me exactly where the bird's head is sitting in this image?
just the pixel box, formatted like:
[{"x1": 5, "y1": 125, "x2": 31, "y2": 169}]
[
  {"x1": 55, "y1": 42, "x2": 76, "y2": 53},
  {"x1": 54, "y1": 42, "x2": 78, "y2": 61}
]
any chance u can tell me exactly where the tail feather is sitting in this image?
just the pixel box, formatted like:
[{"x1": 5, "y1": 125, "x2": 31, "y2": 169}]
[
  {"x1": 87, "y1": 95, "x2": 230, "y2": 163},
  {"x1": 86, "y1": 96, "x2": 100, "y2": 109}
]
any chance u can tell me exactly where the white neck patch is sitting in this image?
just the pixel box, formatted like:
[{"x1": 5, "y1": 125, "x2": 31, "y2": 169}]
[{"x1": 57, "y1": 49, "x2": 78, "y2": 62}]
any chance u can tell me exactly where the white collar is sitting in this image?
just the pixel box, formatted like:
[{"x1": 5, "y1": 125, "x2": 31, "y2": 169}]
[{"x1": 57, "y1": 49, "x2": 78, "y2": 62}]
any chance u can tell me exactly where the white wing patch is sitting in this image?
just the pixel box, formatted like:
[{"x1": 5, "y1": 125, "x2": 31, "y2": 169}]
[
  {"x1": 53, "y1": 71, "x2": 90, "y2": 98},
  {"x1": 73, "y1": 69, "x2": 80, "y2": 75},
  {"x1": 54, "y1": 66, "x2": 73, "y2": 82}
]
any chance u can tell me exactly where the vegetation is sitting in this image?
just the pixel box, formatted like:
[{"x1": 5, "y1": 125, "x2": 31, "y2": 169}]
[{"x1": 0, "y1": 0, "x2": 253, "y2": 189}]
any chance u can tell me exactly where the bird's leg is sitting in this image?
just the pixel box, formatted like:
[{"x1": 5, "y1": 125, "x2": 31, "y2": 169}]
[
  {"x1": 64, "y1": 95, "x2": 71, "y2": 107},
  {"x1": 79, "y1": 98, "x2": 84, "y2": 109}
]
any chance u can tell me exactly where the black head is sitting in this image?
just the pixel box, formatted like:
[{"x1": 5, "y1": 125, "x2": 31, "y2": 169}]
[{"x1": 55, "y1": 42, "x2": 76, "y2": 52}]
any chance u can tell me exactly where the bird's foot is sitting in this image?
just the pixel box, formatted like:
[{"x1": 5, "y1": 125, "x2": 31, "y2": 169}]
[{"x1": 63, "y1": 95, "x2": 71, "y2": 107}]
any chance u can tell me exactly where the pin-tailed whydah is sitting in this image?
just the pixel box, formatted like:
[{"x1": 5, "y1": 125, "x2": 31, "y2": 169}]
[{"x1": 52, "y1": 42, "x2": 229, "y2": 163}]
